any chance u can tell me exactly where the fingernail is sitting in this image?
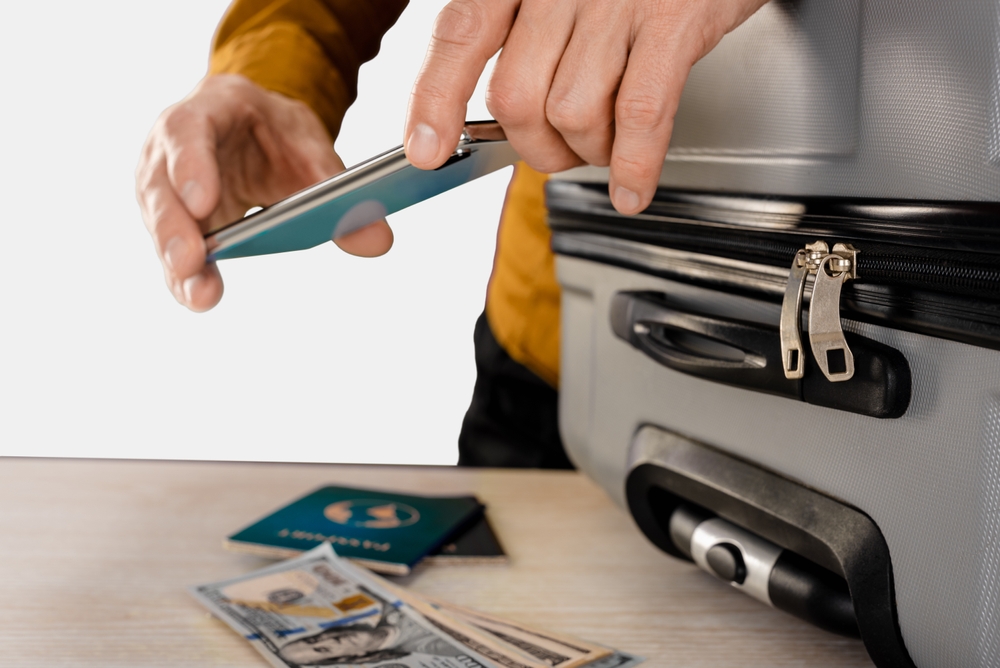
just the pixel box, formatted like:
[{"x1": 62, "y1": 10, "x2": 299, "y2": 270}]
[
  {"x1": 406, "y1": 123, "x2": 440, "y2": 165},
  {"x1": 183, "y1": 272, "x2": 205, "y2": 306},
  {"x1": 614, "y1": 186, "x2": 641, "y2": 214},
  {"x1": 180, "y1": 180, "x2": 204, "y2": 214},
  {"x1": 163, "y1": 236, "x2": 188, "y2": 272}
]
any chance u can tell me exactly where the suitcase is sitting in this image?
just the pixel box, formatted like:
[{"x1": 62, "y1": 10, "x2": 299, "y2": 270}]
[{"x1": 550, "y1": 2, "x2": 1000, "y2": 667}]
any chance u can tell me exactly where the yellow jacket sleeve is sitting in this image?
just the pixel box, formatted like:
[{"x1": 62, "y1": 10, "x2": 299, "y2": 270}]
[{"x1": 209, "y1": 0, "x2": 408, "y2": 140}]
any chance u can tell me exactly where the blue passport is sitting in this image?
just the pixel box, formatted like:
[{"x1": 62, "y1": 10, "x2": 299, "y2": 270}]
[{"x1": 225, "y1": 485, "x2": 486, "y2": 575}]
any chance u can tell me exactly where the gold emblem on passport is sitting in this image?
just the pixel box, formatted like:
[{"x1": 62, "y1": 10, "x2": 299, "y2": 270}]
[{"x1": 323, "y1": 499, "x2": 421, "y2": 529}]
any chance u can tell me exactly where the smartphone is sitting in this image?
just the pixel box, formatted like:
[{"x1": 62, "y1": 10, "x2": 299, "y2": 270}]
[{"x1": 204, "y1": 121, "x2": 518, "y2": 261}]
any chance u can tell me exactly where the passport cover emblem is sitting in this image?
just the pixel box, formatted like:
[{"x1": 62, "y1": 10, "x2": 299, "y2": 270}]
[{"x1": 323, "y1": 499, "x2": 420, "y2": 529}]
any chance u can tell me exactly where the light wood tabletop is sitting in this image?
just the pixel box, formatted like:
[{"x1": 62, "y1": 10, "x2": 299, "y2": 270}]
[{"x1": 0, "y1": 458, "x2": 874, "y2": 667}]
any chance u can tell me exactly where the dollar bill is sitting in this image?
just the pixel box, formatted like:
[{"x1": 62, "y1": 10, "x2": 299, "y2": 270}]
[
  {"x1": 578, "y1": 651, "x2": 644, "y2": 668},
  {"x1": 425, "y1": 598, "x2": 613, "y2": 668},
  {"x1": 191, "y1": 543, "x2": 538, "y2": 668},
  {"x1": 367, "y1": 581, "x2": 556, "y2": 668}
]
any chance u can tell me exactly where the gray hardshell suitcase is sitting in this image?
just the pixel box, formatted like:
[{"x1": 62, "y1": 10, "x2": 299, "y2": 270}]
[{"x1": 551, "y1": 2, "x2": 1000, "y2": 667}]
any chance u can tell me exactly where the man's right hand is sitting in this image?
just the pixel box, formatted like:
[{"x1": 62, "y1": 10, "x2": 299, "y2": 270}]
[{"x1": 136, "y1": 74, "x2": 393, "y2": 312}]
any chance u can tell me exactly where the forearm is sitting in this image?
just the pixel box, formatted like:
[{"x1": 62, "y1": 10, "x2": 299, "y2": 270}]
[{"x1": 210, "y1": 0, "x2": 407, "y2": 139}]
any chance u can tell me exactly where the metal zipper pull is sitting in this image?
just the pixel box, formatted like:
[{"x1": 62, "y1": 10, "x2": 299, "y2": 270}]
[
  {"x1": 779, "y1": 250, "x2": 809, "y2": 379},
  {"x1": 808, "y1": 243, "x2": 858, "y2": 382},
  {"x1": 779, "y1": 241, "x2": 829, "y2": 380}
]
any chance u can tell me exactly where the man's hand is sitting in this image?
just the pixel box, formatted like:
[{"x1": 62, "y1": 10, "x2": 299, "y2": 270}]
[
  {"x1": 404, "y1": 0, "x2": 766, "y2": 215},
  {"x1": 136, "y1": 74, "x2": 393, "y2": 311}
]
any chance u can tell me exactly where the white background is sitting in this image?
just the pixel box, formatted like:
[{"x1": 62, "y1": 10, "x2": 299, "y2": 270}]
[{"x1": 0, "y1": 2, "x2": 506, "y2": 465}]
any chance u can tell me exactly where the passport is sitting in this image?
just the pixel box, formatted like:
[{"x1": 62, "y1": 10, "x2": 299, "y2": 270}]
[
  {"x1": 424, "y1": 512, "x2": 506, "y2": 566},
  {"x1": 225, "y1": 485, "x2": 495, "y2": 575}
]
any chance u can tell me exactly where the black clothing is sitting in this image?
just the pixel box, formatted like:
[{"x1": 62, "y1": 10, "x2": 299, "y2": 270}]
[{"x1": 458, "y1": 313, "x2": 573, "y2": 469}]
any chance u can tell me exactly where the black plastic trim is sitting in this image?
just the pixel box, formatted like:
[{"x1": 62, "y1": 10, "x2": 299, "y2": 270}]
[
  {"x1": 626, "y1": 426, "x2": 914, "y2": 668},
  {"x1": 611, "y1": 291, "x2": 912, "y2": 418},
  {"x1": 548, "y1": 181, "x2": 1000, "y2": 255}
]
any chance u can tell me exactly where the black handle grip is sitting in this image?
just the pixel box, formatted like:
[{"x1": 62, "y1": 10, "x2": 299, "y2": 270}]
[
  {"x1": 769, "y1": 550, "x2": 860, "y2": 638},
  {"x1": 610, "y1": 291, "x2": 911, "y2": 418},
  {"x1": 610, "y1": 292, "x2": 798, "y2": 398}
]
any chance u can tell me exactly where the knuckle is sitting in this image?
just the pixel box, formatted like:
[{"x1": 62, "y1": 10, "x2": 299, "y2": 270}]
[
  {"x1": 135, "y1": 159, "x2": 165, "y2": 210},
  {"x1": 143, "y1": 195, "x2": 171, "y2": 232},
  {"x1": 546, "y1": 91, "x2": 605, "y2": 135},
  {"x1": 485, "y1": 81, "x2": 534, "y2": 127},
  {"x1": 616, "y1": 92, "x2": 666, "y2": 130},
  {"x1": 581, "y1": 144, "x2": 613, "y2": 168},
  {"x1": 527, "y1": 154, "x2": 582, "y2": 175},
  {"x1": 160, "y1": 104, "x2": 194, "y2": 137},
  {"x1": 433, "y1": 0, "x2": 486, "y2": 48}
]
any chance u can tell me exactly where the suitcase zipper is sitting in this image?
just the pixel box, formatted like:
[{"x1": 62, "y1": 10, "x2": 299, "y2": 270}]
[
  {"x1": 780, "y1": 242, "x2": 858, "y2": 382},
  {"x1": 548, "y1": 182, "x2": 1000, "y2": 352}
]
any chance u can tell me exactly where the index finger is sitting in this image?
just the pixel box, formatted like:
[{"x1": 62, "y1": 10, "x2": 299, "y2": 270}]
[
  {"x1": 607, "y1": 32, "x2": 691, "y2": 215},
  {"x1": 404, "y1": 0, "x2": 518, "y2": 169}
]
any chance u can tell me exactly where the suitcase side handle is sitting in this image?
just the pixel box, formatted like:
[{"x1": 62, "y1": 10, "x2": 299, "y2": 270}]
[
  {"x1": 626, "y1": 427, "x2": 915, "y2": 668},
  {"x1": 610, "y1": 291, "x2": 911, "y2": 418}
]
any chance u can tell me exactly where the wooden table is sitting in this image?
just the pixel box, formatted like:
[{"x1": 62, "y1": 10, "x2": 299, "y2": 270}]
[{"x1": 0, "y1": 458, "x2": 874, "y2": 667}]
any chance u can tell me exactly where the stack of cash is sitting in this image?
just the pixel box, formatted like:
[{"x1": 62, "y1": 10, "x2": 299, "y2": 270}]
[{"x1": 191, "y1": 543, "x2": 642, "y2": 668}]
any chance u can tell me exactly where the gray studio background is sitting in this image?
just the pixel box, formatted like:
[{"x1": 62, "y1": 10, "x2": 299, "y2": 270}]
[{"x1": 0, "y1": 1, "x2": 506, "y2": 464}]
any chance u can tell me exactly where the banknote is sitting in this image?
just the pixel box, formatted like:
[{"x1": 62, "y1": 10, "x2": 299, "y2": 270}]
[
  {"x1": 426, "y1": 598, "x2": 613, "y2": 668},
  {"x1": 190, "y1": 543, "x2": 536, "y2": 668},
  {"x1": 578, "y1": 651, "x2": 644, "y2": 668},
  {"x1": 334, "y1": 558, "x2": 552, "y2": 668}
]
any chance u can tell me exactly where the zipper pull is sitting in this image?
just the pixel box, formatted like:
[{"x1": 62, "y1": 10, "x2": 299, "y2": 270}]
[
  {"x1": 780, "y1": 250, "x2": 809, "y2": 379},
  {"x1": 780, "y1": 241, "x2": 829, "y2": 380},
  {"x1": 808, "y1": 243, "x2": 858, "y2": 382}
]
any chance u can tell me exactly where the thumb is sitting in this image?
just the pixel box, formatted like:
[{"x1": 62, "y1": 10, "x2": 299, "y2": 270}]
[{"x1": 334, "y1": 220, "x2": 394, "y2": 257}]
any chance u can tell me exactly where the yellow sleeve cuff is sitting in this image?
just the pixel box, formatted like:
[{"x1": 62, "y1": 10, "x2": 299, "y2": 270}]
[{"x1": 209, "y1": 22, "x2": 351, "y2": 140}]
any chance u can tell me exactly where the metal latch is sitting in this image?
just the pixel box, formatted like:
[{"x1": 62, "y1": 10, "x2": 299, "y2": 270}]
[{"x1": 779, "y1": 241, "x2": 858, "y2": 382}]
